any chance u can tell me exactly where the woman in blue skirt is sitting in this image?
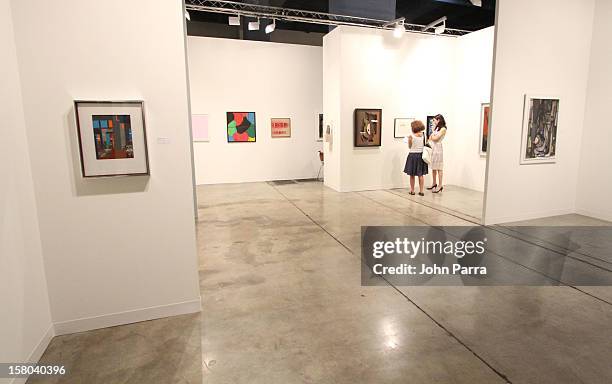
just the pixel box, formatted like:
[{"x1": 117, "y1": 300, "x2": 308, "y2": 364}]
[{"x1": 404, "y1": 120, "x2": 428, "y2": 196}]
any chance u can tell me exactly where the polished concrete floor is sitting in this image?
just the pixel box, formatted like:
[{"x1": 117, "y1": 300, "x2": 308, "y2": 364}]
[{"x1": 30, "y1": 181, "x2": 612, "y2": 383}]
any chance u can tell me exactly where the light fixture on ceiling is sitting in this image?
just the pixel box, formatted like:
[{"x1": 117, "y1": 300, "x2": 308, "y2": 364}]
[
  {"x1": 248, "y1": 18, "x2": 260, "y2": 31},
  {"x1": 184, "y1": 10, "x2": 191, "y2": 21},
  {"x1": 228, "y1": 15, "x2": 241, "y2": 26},
  {"x1": 469, "y1": 0, "x2": 483, "y2": 6},
  {"x1": 383, "y1": 17, "x2": 406, "y2": 38},
  {"x1": 422, "y1": 16, "x2": 447, "y2": 35},
  {"x1": 265, "y1": 19, "x2": 276, "y2": 34},
  {"x1": 393, "y1": 21, "x2": 405, "y2": 38}
]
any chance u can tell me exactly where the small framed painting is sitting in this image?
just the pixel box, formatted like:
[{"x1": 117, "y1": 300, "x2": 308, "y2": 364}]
[
  {"x1": 192, "y1": 114, "x2": 209, "y2": 142},
  {"x1": 354, "y1": 108, "x2": 382, "y2": 147},
  {"x1": 317, "y1": 114, "x2": 324, "y2": 141},
  {"x1": 227, "y1": 112, "x2": 256, "y2": 142},
  {"x1": 479, "y1": 103, "x2": 490, "y2": 156},
  {"x1": 394, "y1": 118, "x2": 415, "y2": 138},
  {"x1": 74, "y1": 100, "x2": 149, "y2": 177},
  {"x1": 271, "y1": 118, "x2": 291, "y2": 138},
  {"x1": 520, "y1": 95, "x2": 559, "y2": 164}
]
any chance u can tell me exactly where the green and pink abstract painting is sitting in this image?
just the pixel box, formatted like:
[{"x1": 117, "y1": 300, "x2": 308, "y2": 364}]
[{"x1": 227, "y1": 112, "x2": 256, "y2": 142}]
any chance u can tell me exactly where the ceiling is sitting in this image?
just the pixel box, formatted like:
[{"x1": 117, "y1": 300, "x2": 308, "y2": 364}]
[{"x1": 187, "y1": 0, "x2": 496, "y2": 40}]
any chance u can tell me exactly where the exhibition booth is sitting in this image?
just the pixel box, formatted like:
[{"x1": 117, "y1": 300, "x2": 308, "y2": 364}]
[{"x1": 4, "y1": 0, "x2": 612, "y2": 380}]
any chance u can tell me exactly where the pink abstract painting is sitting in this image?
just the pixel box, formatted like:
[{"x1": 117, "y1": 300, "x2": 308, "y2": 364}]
[{"x1": 192, "y1": 114, "x2": 209, "y2": 142}]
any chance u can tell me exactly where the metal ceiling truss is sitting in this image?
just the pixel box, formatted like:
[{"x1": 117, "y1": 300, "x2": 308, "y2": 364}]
[{"x1": 185, "y1": 0, "x2": 470, "y2": 37}]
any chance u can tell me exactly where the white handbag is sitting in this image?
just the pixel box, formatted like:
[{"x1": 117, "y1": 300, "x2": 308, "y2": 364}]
[{"x1": 422, "y1": 135, "x2": 433, "y2": 165}]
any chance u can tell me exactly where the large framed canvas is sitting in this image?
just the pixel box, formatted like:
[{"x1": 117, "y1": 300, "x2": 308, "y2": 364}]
[
  {"x1": 271, "y1": 118, "x2": 291, "y2": 138},
  {"x1": 479, "y1": 103, "x2": 490, "y2": 156},
  {"x1": 75, "y1": 100, "x2": 149, "y2": 177},
  {"x1": 394, "y1": 118, "x2": 415, "y2": 138},
  {"x1": 192, "y1": 114, "x2": 209, "y2": 142},
  {"x1": 354, "y1": 108, "x2": 382, "y2": 147},
  {"x1": 426, "y1": 115, "x2": 436, "y2": 140},
  {"x1": 520, "y1": 95, "x2": 559, "y2": 164},
  {"x1": 317, "y1": 114, "x2": 324, "y2": 141},
  {"x1": 227, "y1": 112, "x2": 256, "y2": 142}
]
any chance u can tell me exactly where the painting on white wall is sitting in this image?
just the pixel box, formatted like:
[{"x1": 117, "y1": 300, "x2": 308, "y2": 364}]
[
  {"x1": 520, "y1": 95, "x2": 559, "y2": 164},
  {"x1": 192, "y1": 114, "x2": 209, "y2": 142},
  {"x1": 75, "y1": 100, "x2": 149, "y2": 177},
  {"x1": 317, "y1": 114, "x2": 324, "y2": 141},
  {"x1": 479, "y1": 103, "x2": 490, "y2": 156},
  {"x1": 394, "y1": 118, "x2": 415, "y2": 138}
]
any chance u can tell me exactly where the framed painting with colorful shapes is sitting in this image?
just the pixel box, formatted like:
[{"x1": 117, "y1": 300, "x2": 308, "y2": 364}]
[
  {"x1": 74, "y1": 100, "x2": 149, "y2": 177},
  {"x1": 227, "y1": 112, "x2": 256, "y2": 142}
]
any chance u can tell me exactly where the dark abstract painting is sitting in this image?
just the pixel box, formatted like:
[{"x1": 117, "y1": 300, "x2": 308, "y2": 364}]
[
  {"x1": 227, "y1": 112, "x2": 256, "y2": 142},
  {"x1": 480, "y1": 104, "x2": 490, "y2": 156},
  {"x1": 354, "y1": 109, "x2": 382, "y2": 147},
  {"x1": 521, "y1": 96, "x2": 559, "y2": 164}
]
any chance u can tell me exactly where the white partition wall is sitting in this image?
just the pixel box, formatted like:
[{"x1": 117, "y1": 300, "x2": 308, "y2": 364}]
[
  {"x1": 9, "y1": 0, "x2": 201, "y2": 333},
  {"x1": 484, "y1": 0, "x2": 596, "y2": 224},
  {"x1": 322, "y1": 25, "x2": 494, "y2": 193},
  {"x1": 576, "y1": 0, "x2": 612, "y2": 222},
  {"x1": 1, "y1": 0, "x2": 53, "y2": 370},
  {"x1": 188, "y1": 37, "x2": 323, "y2": 185}
]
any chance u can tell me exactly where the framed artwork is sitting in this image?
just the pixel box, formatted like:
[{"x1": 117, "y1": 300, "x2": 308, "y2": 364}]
[
  {"x1": 479, "y1": 104, "x2": 490, "y2": 156},
  {"x1": 426, "y1": 115, "x2": 436, "y2": 139},
  {"x1": 317, "y1": 113, "x2": 324, "y2": 141},
  {"x1": 394, "y1": 118, "x2": 415, "y2": 138},
  {"x1": 227, "y1": 112, "x2": 256, "y2": 142},
  {"x1": 271, "y1": 118, "x2": 291, "y2": 138},
  {"x1": 74, "y1": 100, "x2": 149, "y2": 177},
  {"x1": 354, "y1": 108, "x2": 382, "y2": 147},
  {"x1": 192, "y1": 114, "x2": 209, "y2": 142},
  {"x1": 520, "y1": 95, "x2": 559, "y2": 164}
]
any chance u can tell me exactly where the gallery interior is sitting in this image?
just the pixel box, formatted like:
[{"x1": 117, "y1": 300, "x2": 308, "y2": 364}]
[{"x1": 2, "y1": 0, "x2": 612, "y2": 383}]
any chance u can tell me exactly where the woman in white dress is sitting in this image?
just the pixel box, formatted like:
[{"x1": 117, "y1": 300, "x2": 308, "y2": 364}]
[{"x1": 427, "y1": 114, "x2": 447, "y2": 193}]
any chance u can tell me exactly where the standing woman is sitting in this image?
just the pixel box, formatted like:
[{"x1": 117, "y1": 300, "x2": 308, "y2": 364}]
[
  {"x1": 427, "y1": 114, "x2": 447, "y2": 193},
  {"x1": 404, "y1": 120, "x2": 428, "y2": 196}
]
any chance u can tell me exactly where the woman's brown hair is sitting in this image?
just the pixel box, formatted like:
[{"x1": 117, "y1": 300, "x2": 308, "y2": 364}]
[
  {"x1": 411, "y1": 120, "x2": 425, "y2": 133},
  {"x1": 434, "y1": 114, "x2": 447, "y2": 129}
]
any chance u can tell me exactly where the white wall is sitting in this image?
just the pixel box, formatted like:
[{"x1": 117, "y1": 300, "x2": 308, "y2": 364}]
[
  {"x1": 576, "y1": 0, "x2": 612, "y2": 222},
  {"x1": 323, "y1": 26, "x2": 493, "y2": 193},
  {"x1": 483, "y1": 0, "x2": 595, "y2": 224},
  {"x1": 0, "y1": 0, "x2": 53, "y2": 377},
  {"x1": 447, "y1": 27, "x2": 495, "y2": 192},
  {"x1": 188, "y1": 37, "x2": 323, "y2": 184},
  {"x1": 10, "y1": 0, "x2": 201, "y2": 333}
]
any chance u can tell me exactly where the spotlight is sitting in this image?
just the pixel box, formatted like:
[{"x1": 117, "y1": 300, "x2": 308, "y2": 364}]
[
  {"x1": 393, "y1": 22, "x2": 404, "y2": 38},
  {"x1": 184, "y1": 10, "x2": 191, "y2": 21},
  {"x1": 228, "y1": 15, "x2": 240, "y2": 26},
  {"x1": 422, "y1": 16, "x2": 447, "y2": 34},
  {"x1": 265, "y1": 19, "x2": 276, "y2": 34},
  {"x1": 248, "y1": 18, "x2": 260, "y2": 31}
]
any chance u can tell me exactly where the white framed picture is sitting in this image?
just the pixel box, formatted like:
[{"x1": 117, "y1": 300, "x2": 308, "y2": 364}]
[
  {"x1": 520, "y1": 95, "x2": 560, "y2": 165},
  {"x1": 75, "y1": 100, "x2": 149, "y2": 177},
  {"x1": 394, "y1": 118, "x2": 415, "y2": 138}
]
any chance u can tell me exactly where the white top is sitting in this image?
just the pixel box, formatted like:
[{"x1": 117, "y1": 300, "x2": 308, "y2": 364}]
[{"x1": 409, "y1": 133, "x2": 425, "y2": 153}]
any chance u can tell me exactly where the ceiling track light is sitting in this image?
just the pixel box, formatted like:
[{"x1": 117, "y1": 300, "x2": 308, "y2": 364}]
[
  {"x1": 422, "y1": 16, "x2": 447, "y2": 35},
  {"x1": 228, "y1": 15, "x2": 241, "y2": 26},
  {"x1": 265, "y1": 19, "x2": 276, "y2": 34},
  {"x1": 184, "y1": 10, "x2": 191, "y2": 21},
  {"x1": 248, "y1": 17, "x2": 260, "y2": 31},
  {"x1": 382, "y1": 17, "x2": 406, "y2": 38}
]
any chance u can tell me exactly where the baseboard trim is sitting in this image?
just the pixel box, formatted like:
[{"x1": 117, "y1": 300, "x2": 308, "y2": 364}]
[
  {"x1": 9, "y1": 324, "x2": 56, "y2": 384},
  {"x1": 484, "y1": 208, "x2": 575, "y2": 225},
  {"x1": 576, "y1": 209, "x2": 612, "y2": 223},
  {"x1": 53, "y1": 298, "x2": 202, "y2": 336}
]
